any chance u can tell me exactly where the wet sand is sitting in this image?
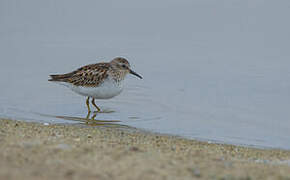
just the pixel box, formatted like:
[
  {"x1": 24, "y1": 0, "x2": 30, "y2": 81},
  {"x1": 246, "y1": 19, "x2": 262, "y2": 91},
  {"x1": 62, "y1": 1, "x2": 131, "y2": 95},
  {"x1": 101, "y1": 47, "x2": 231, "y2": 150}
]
[{"x1": 0, "y1": 119, "x2": 290, "y2": 180}]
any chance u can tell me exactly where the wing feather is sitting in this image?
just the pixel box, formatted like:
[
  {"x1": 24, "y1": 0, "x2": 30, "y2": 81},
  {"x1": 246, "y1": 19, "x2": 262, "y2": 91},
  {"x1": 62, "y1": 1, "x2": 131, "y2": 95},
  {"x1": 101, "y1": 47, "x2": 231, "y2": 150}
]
[{"x1": 49, "y1": 63, "x2": 111, "y2": 87}]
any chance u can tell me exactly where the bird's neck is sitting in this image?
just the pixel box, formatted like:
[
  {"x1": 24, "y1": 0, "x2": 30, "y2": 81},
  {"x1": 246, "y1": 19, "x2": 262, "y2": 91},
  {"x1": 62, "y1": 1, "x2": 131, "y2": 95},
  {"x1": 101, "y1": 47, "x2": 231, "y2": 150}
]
[{"x1": 109, "y1": 69, "x2": 127, "y2": 82}]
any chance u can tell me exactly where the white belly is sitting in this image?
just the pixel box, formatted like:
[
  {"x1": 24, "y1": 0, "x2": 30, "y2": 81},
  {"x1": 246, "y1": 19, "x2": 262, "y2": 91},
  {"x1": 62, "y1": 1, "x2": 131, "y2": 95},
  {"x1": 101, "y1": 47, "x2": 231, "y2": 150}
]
[{"x1": 56, "y1": 78, "x2": 124, "y2": 99}]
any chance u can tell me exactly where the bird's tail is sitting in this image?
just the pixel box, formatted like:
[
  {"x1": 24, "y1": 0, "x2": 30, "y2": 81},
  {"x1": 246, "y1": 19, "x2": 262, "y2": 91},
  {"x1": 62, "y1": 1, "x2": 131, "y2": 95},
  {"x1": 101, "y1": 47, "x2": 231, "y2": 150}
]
[{"x1": 48, "y1": 73, "x2": 73, "y2": 82}]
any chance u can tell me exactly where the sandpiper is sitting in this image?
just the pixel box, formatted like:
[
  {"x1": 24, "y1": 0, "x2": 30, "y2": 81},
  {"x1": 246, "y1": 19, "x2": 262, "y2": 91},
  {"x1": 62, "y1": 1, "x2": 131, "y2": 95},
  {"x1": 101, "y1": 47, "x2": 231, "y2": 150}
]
[{"x1": 49, "y1": 57, "x2": 142, "y2": 112}]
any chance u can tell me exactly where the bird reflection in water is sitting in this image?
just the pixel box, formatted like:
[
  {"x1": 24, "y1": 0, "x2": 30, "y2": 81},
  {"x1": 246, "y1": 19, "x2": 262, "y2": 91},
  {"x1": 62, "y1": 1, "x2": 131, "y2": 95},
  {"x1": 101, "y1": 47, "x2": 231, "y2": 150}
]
[{"x1": 38, "y1": 110, "x2": 131, "y2": 128}]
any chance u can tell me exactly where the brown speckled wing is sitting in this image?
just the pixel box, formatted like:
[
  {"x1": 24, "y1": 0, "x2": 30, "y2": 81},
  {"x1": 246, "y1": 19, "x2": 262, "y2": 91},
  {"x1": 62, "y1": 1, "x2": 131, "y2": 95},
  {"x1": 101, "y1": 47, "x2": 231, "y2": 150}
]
[
  {"x1": 69, "y1": 63, "x2": 110, "y2": 87},
  {"x1": 49, "y1": 63, "x2": 110, "y2": 87}
]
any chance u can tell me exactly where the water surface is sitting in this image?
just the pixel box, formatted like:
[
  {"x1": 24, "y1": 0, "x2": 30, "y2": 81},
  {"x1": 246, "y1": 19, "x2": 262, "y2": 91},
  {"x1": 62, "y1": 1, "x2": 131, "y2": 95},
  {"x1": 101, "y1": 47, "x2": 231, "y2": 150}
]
[{"x1": 1, "y1": 0, "x2": 290, "y2": 149}]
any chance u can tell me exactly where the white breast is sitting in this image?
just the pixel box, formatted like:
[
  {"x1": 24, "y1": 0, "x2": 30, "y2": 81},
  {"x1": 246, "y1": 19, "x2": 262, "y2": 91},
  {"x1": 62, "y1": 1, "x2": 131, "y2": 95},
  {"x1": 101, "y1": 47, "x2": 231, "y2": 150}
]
[{"x1": 56, "y1": 77, "x2": 124, "y2": 99}]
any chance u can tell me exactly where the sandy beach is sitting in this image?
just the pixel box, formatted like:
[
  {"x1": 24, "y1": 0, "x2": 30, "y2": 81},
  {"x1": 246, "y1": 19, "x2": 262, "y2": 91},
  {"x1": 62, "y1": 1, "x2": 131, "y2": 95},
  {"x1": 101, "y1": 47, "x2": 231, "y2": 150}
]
[{"x1": 0, "y1": 118, "x2": 289, "y2": 180}]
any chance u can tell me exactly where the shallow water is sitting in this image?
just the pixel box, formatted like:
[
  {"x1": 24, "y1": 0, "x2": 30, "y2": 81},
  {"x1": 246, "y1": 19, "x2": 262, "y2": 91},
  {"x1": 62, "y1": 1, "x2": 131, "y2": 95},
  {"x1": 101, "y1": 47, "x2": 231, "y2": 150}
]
[{"x1": 1, "y1": 0, "x2": 290, "y2": 149}]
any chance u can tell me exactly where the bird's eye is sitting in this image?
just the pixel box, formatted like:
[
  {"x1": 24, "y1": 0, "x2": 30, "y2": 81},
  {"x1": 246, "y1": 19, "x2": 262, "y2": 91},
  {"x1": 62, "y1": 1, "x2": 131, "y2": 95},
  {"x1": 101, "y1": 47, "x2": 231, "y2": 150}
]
[{"x1": 122, "y1": 64, "x2": 126, "y2": 68}]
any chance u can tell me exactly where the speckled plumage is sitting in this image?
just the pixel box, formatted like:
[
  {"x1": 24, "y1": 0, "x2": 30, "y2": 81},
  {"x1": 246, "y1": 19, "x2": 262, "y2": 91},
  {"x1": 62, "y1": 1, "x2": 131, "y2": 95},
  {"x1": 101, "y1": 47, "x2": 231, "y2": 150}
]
[
  {"x1": 50, "y1": 61, "x2": 122, "y2": 87},
  {"x1": 49, "y1": 57, "x2": 142, "y2": 112}
]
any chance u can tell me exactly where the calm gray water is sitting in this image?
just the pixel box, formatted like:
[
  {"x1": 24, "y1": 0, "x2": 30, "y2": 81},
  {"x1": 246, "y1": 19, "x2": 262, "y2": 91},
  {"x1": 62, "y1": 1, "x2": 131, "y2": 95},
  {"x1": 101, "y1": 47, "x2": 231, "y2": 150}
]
[{"x1": 1, "y1": 0, "x2": 290, "y2": 149}]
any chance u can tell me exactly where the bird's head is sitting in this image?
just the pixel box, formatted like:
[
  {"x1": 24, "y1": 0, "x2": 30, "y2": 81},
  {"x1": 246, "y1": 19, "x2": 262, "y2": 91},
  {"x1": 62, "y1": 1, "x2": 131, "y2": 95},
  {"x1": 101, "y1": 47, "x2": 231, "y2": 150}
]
[{"x1": 111, "y1": 57, "x2": 142, "y2": 79}]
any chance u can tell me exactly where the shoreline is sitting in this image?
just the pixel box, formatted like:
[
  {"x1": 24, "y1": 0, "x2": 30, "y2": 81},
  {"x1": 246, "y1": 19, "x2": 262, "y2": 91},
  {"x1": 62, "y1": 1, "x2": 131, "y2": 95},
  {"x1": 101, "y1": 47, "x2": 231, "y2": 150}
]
[{"x1": 0, "y1": 118, "x2": 290, "y2": 179}]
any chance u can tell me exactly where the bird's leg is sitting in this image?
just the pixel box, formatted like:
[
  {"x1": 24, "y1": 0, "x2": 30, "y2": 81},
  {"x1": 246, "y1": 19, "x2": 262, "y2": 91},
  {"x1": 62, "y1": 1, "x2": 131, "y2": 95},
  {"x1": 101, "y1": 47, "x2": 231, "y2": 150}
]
[
  {"x1": 86, "y1": 97, "x2": 91, "y2": 113},
  {"x1": 91, "y1": 98, "x2": 101, "y2": 112},
  {"x1": 86, "y1": 111, "x2": 91, "y2": 119},
  {"x1": 91, "y1": 113, "x2": 97, "y2": 120}
]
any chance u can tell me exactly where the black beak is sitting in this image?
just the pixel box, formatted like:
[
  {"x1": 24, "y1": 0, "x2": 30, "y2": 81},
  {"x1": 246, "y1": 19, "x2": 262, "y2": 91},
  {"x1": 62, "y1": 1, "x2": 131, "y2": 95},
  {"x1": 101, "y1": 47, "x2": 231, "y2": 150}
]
[{"x1": 129, "y1": 69, "x2": 143, "y2": 79}]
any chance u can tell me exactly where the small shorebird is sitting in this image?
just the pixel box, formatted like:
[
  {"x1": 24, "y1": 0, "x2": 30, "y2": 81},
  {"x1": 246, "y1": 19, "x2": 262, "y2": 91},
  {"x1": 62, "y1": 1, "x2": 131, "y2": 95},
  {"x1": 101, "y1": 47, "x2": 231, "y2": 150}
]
[{"x1": 49, "y1": 57, "x2": 142, "y2": 112}]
